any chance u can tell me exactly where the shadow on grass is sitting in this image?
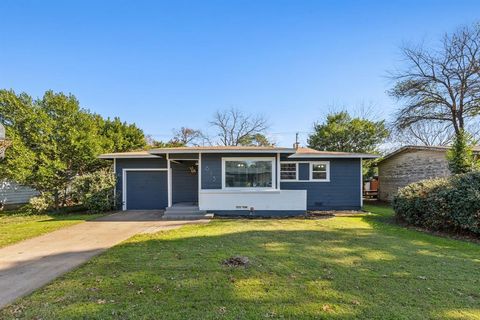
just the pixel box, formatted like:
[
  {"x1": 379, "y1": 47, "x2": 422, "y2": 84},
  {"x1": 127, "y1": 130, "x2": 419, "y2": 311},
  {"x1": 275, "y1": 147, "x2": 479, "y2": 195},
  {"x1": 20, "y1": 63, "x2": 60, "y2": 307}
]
[{"x1": 2, "y1": 219, "x2": 480, "y2": 319}]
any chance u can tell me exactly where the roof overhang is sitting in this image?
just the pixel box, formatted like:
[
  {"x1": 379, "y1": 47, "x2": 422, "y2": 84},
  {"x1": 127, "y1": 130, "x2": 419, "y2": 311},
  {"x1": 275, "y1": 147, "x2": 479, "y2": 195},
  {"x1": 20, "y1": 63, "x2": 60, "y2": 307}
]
[
  {"x1": 148, "y1": 148, "x2": 296, "y2": 154},
  {"x1": 288, "y1": 153, "x2": 379, "y2": 159},
  {"x1": 99, "y1": 147, "x2": 380, "y2": 159},
  {"x1": 98, "y1": 153, "x2": 160, "y2": 159}
]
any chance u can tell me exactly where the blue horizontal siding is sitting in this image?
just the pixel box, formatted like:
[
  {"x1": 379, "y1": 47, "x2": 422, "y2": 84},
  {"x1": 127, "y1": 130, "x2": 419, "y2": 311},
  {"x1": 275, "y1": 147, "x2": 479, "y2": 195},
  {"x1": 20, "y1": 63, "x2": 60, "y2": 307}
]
[{"x1": 281, "y1": 158, "x2": 361, "y2": 211}]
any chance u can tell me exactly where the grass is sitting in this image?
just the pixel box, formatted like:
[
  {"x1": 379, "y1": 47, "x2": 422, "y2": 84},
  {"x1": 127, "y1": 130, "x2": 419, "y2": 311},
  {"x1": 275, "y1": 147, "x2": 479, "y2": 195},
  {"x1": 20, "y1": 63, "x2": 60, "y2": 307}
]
[
  {"x1": 0, "y1": 212, "x2": 104, "y2": 248},
  {"x1": 1, "y1": 204, "x2": 480, "y2": 319}
]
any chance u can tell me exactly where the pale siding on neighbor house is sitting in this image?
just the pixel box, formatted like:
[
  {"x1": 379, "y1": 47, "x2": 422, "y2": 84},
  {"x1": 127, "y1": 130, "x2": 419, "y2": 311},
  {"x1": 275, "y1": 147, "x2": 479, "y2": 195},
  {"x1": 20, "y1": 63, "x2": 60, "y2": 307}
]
[
  {"x1": 0, "y1": 180, "x2": 39, "y2": 208},
  {"x1": 378, "y1": 150, "x2": 450, "y2": 201}
]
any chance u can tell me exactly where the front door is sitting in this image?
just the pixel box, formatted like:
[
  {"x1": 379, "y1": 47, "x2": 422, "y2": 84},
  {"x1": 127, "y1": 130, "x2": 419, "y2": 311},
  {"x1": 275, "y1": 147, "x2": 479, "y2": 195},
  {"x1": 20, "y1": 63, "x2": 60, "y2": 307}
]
[{"x1": 172, "y1": 161, "x2": 199, "y2": 204}]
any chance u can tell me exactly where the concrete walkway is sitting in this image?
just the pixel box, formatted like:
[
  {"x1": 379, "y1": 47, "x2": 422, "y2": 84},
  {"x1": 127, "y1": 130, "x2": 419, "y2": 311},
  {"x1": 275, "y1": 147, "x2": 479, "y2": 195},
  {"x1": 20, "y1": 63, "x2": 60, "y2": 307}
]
[{"x1": 0, "y1": 211, "x2": 209, "y2": 309}]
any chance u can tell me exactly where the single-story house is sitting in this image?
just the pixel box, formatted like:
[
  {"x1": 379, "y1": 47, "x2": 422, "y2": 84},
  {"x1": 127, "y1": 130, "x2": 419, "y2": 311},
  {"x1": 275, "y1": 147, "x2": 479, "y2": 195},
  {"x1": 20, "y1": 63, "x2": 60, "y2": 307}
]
[
  {"x1": 377, "y1": 145, "x2": 480, "y2": 201},
  {"x1": 0, "y1": 180, "x2": 39, "y2": 210},
  {"x1": 99, "y1": 146, "x2": 378, "y2": 216}
]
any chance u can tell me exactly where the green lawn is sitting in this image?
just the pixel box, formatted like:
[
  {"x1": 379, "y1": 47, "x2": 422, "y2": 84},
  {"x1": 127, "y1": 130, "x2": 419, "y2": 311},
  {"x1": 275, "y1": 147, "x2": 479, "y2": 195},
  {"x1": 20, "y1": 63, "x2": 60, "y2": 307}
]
[
  {"x1": 1, "y1": 204, "x2": 480, "y2": 319},
  {"x1": 0, "y1": 212, "x2": 104, "y2": 248}
]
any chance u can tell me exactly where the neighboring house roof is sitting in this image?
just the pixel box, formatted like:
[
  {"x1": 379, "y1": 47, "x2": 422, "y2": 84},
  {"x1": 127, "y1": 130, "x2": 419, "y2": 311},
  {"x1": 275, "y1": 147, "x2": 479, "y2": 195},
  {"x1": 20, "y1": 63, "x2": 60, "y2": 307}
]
[
  {"x1": 378, "y1": 145, "x2": 480, "y2": 164},
  {"x1": 99, "y1": 146, "x2": 379, "y2": 159}
]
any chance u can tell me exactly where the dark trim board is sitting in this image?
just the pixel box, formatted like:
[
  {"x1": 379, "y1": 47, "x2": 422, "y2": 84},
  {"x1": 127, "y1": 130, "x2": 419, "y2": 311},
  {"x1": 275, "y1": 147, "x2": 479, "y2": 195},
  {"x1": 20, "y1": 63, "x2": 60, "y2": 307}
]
[{"x1": 211, "y1": 210, "x2": 306, "y2": 217}]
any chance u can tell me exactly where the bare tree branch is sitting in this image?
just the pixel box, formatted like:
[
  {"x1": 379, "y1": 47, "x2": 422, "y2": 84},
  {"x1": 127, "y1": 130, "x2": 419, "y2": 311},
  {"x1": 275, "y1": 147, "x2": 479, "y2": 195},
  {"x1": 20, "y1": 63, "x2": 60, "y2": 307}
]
[
  {"x1": 209, "y1": 108, "x2": 269, "y2": 146},
  {"x1": 389, "y1": 22, "x2": 480, "y2": 136},
  {"x1": 171, "y1": 127, "x2": 203, "y2": 146},
  {"x1": 391, "y1": 121, "x2": 454, "y2": 146}
]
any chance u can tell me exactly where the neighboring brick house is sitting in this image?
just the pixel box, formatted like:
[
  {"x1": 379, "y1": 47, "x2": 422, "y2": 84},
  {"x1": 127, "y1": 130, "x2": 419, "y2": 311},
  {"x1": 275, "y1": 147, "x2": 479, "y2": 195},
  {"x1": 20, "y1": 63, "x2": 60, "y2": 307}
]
[{"x1": 377, "y1": 145, "x2": 480, "y2": 201}]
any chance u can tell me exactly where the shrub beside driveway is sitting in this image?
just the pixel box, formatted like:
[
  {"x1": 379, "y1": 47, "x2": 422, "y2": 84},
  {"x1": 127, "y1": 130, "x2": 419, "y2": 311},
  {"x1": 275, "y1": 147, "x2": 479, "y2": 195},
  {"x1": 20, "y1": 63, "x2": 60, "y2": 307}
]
[{"x1": 1, "y1": 204, "x2": 479, "y2": 319}]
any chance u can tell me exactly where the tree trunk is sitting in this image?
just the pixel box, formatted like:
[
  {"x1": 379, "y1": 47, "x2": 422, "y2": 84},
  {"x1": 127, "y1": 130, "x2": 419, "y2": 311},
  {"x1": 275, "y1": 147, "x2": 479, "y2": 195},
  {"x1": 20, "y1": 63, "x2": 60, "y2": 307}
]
[{"x1": 53, "y1": 190, "x2": 60, "y2": 212}]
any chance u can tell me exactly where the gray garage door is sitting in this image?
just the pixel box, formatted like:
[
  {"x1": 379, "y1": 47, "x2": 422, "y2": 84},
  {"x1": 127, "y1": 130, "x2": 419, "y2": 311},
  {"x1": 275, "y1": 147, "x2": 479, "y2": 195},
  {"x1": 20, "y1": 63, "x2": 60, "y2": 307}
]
[{"x1": 126, "y1": 171, "x2": 168, "y2": 210}]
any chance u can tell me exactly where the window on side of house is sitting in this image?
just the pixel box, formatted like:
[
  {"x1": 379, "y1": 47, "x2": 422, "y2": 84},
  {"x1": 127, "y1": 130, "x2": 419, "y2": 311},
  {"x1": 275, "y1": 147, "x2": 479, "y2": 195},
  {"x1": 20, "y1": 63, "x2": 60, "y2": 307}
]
[
  {"x1": 223, "y1": 158, "x2": 274, "y2": 189},
  {"x1": 310, "y1": 162, "x2": 330, "y2": 181},
  {"x1": 280, "y1": 162, "x2": 298, "y2": 181}
]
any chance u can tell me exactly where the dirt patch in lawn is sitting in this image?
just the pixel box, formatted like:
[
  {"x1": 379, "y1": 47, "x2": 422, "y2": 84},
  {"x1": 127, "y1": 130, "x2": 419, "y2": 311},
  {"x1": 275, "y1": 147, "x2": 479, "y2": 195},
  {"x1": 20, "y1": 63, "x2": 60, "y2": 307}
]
[{"x1": 306, "y1": 210, "x2": 367, "y2": 219}]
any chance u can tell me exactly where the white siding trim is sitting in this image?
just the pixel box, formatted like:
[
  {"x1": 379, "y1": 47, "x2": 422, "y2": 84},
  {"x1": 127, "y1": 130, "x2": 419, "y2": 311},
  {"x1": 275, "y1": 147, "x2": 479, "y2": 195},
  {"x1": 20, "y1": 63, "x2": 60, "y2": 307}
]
[
  {"x1": 276, "y1": 153, "x2": 281, "y2": 189},
  {"x1": 121, "y1": 168, "x2": 168, "y2": 211},
  {"x1": 199, "y1": 189, "x2": 307, "y2": 211},
  {"x1": 198, "y1": 152, "x2": 202, "y2": 193}
]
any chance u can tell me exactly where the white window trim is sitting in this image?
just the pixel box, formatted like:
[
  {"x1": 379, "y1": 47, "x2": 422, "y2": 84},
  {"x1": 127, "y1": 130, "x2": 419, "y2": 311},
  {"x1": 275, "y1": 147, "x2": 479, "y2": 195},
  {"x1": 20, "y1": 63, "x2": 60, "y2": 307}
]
[
  {"x1": 122, "y1": 168, "x2": 168, "y2": 211},
  {"x1": 221, "y1": 157, "x2": 276, "y2": 190},
  {"x1": 309, "y1": 161, "x2": 330, "y2": 182},
  {"x1": 280, "y1": 161, "x2": 299, "y2": 182}
]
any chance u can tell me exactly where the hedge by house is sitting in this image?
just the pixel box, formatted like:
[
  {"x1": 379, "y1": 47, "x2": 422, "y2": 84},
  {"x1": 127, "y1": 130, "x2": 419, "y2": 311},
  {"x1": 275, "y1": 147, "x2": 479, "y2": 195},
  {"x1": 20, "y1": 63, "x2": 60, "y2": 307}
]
[{"x1": 393, "y1": 171, "x2": 480, "y2": 235}]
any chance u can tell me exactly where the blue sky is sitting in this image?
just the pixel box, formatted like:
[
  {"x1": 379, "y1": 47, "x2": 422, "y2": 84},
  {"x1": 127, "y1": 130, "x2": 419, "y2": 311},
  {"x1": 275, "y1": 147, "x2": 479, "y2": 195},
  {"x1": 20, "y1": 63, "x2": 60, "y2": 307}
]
[{"x1": 1, "y1": 0, "x2": 479, "y2": 146}]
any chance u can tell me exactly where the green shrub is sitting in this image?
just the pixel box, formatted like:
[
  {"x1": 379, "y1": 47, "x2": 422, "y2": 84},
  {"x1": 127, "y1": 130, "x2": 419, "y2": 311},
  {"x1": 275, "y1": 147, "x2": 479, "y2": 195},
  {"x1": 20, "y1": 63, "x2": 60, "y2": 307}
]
[
  {"x1": 26, "y1": 194, "x2": 52, "y2": 214},
  {"x1": 447, "y1": 130, "x2": 477, "y2": 174},
  {"x1": 71, "y1": 169, "x2": 116, "y2": 213},
  {"x1": 393, "y1": 171, "x2": 480, "y2": 235}
]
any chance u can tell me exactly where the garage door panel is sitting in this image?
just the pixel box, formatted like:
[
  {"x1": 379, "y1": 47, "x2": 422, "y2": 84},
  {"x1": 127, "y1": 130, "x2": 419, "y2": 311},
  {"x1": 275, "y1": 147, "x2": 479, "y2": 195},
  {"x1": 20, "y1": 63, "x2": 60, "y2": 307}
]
[{"x1": 126, "y1": 171, "x2": 168, "y2": 210}]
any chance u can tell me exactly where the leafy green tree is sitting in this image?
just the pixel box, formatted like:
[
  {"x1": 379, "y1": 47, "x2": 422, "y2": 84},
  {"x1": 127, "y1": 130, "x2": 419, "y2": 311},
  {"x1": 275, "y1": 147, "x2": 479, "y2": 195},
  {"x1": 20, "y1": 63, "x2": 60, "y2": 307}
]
[
  {"x1": 145, "y1": 135, "x2": 185, "y2": 148},
  {"x1": 101, "y1": 117, "x2": 146, "y2": 152},
  {"x1": 447, "y1": 130, "x2": 477, "y2": 174},
  {"x1": 0, "y1": 89, "x2": 146, "y2": 209},
  {"x1": 308, "y1": 111, "x2": 389, "y2": 153}
]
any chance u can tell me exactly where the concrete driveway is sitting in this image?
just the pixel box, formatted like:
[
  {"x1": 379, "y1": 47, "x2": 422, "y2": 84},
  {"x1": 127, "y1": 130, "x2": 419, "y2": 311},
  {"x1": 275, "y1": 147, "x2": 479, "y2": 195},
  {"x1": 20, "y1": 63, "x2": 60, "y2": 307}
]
[{"x1": 0, "y1": 211, "x2": 209, "y2": 309}]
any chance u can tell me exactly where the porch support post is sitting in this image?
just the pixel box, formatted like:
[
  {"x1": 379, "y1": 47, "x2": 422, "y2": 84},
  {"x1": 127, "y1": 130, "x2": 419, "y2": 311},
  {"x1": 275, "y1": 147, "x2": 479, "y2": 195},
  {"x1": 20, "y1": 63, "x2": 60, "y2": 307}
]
[
  {"x1": 276, "y1": 153, "x2": 281, "y2": 190},
  {"x1": 167, "y1": 153, "x2": 172, "y2": 208}
]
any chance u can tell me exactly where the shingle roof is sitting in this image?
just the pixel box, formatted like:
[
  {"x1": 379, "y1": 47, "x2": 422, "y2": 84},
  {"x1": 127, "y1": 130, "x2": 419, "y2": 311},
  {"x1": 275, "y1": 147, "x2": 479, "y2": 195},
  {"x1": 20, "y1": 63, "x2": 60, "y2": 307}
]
[
  {"x1": 379, "y1": 145, "x2": 480, "y2": 163},
  {"x1": 148, "y1": 146, "x2": 294, "y2": 154},
  {"x1": 99, "y1": 146, "x2": 379, "y2": 159},
  {"x1": 288, "y1": 147, "x2": 379, "y2": 159}
]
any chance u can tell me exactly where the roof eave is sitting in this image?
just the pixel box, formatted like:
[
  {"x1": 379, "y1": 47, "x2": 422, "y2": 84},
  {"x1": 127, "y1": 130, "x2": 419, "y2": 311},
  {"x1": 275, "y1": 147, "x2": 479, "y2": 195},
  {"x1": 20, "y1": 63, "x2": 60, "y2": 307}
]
[
  {"x1": 148, "y1": 149, "x2": 296, "y2": 154},
  {"x1": 288, "y1": 154, "x2": 379, "y2": 159},
  {"x1": 98, "y1": 154, "x2": 160, "y2": 159}
]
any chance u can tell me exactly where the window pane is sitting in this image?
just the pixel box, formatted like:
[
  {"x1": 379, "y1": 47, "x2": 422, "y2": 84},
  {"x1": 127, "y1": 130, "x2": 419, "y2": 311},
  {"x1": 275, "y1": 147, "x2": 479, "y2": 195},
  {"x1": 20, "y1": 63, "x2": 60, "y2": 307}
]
[
  {"x1": 225, "y1": 160, "x2": 272, "y2": 188},
  {"x1": 312, "y1": 163, "x2": 326, "y2": 172},
  {"x1": 312, "y1": 171, "x2": 327, "y2": 180},
  {"x1": 280, "y1": 171, "x2": 296, "y2": 180},
  {"x1": 280, "y1": 163, "x2": 297, "y2": 180},
  {"x1": 280, "y1": 163, "x2": 296, "y2": 172}
]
